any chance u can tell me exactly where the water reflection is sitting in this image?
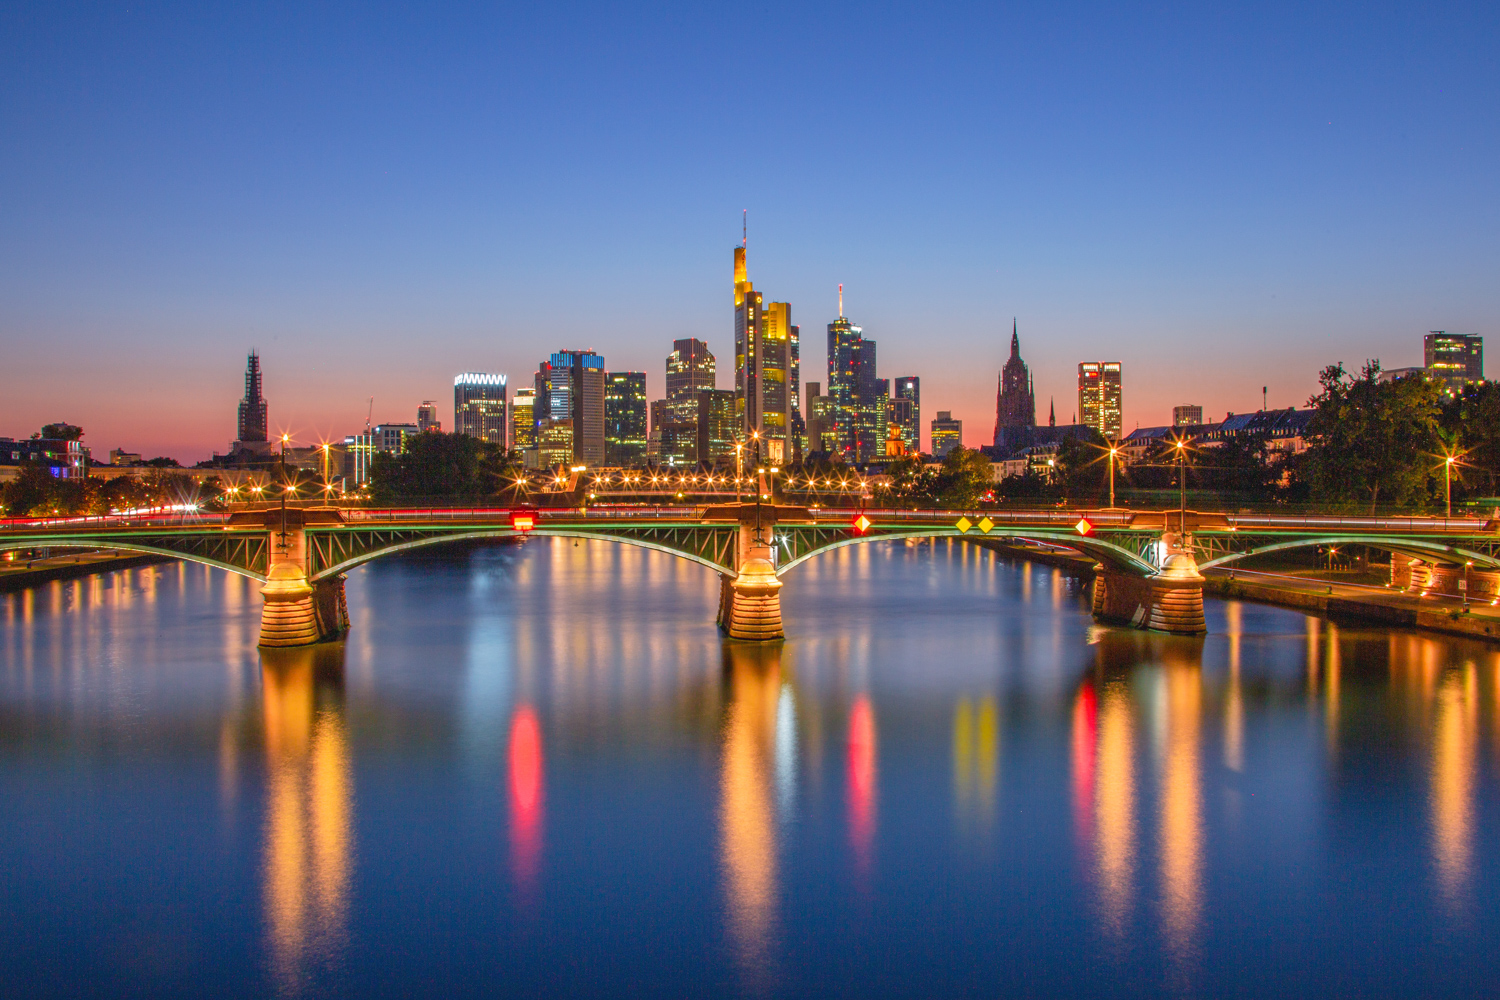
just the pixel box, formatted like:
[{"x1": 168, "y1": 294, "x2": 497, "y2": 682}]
[
  {"x1": 508, "y1": 705, "x2": 544, "y2": 897},
  {"x1": 260, "y1": 644, "x2": 353, "y2": 993},
  {"x1": 953, "y1": 696, "x2": 999, "y2": 835},
  {"x1": 847, "y1": 695, "x2": 878, "y2": 880},
  {"x1": 719, "y1": 642, "x2": 783, "y2": 981},
  {"x1": 1431, "y1": 664, "x2": 1477, "y2": 914},
  {"x1": 1157, "y1": 649, "x2": 1202, "y2": 976}
]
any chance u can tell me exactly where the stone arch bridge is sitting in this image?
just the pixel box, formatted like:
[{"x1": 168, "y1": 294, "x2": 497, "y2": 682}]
[{"x1": 3, "y1": 504, "x2": 1498, "y2": 645}]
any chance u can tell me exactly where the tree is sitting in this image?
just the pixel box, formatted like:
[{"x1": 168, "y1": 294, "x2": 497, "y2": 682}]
[
  {"x1": 368, "y1": 432, "x2": 515, "y2": 502},
  {"x1": 932, "y1": 446, "x2": 994, "y2": 508},
  {"x1": 1051, "y1": 429, "x2": 1109, "y2": 497},
  {"x1": 1303, "y1": 361, "x2": 1442, "y2": 511},
  {"x1": 40, "y1": 423, "x2": 83, "y2": 440},
  {"x1": 874, "y1": 455, "x2": 938, "y2": 506}
]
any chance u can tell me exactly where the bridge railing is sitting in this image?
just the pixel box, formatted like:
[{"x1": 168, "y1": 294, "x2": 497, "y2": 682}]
[{"x1": 0, "y1": 512, "x2": 231, "y2": 532}]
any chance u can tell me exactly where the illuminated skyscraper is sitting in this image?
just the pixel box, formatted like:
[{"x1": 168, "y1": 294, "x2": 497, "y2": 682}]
[
  {"x1": 511, "y1": 388, "x2": 536, "y2": 451},
  {"x1": 931, "y1": 411, "x2": 962, "y2": 458},
  {"x1": 666, "y1": 339, "x2": 716, "y2": 420},
  {"x1": 826, "y1": 310, "x2": 861, "y2": 458},
  {"x1": 1425, "y1": 332, "x2": 1483, "y2": 390},
  {"x1": 454, "y1": 373, "x2": 508, "y2": 445},
  {"x1": 893, "y1": 376, "x2": 920, "y2": 454},
  {"x1": 535, "y1": 351, "x2": 606, "y2": 465},
  {"x1": 734, "y1": 243, "x2": 793, "y2": 464},
  {"x1": 417, "y1": 401, "x2": 439, "y2": 433},
  {"x1": 696, "y1": 389, "x2": 738, "y2": 465},
  {"x1": 605, "y1": 371, "x2": 648, "y2": 466},
  {"x1": 238, "y1": 351, "x2": 268, "y2": 443},
  {"x1": 1078, "y1": 362, "x2": 1123, "y2": 440}
]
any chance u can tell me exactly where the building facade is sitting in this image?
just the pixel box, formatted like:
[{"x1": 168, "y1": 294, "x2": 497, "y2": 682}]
[
  {"x1": 893, "y1": 376, "x2": 920, "y2": 454},
  {"x1": 665, "y1": 339, "x2": 716, "y2": 423},
  {"x1": 417, "y1": 401, "x2": 440, "y2": 433},
  {"x1": 535, "y1": 351, "x2": 606, "y2": 465},
  {"x1": 1078, "y1": 362, "x2": 1123, "y2": 441},
  {"x1": 454, "y1": 373, "x2": 508, "y2": 445},
  {"x1": 511, "y1": 388, "x2": 536, "y2": 451},
  {"x1": 697, "y1": 389, "x2": 738, "y2": 466},
  {"x1": 734, "y1": 246, "x2": 793, "y2": 464},
  {"x1": 1173, "y1": 405, "x2": 1203, "y2": 427},
  {"x1": 993, "y1": 322, "x2": 1035, "y2": 445},
  {"x1": 1425, "y1": 332, "x2": 1484, "y2": 388},
  {"x1": 931, "y1": 412, "x2": 962, "y2": 459},
  {"x1": 826, "y1": 306, "x2": 883, "y2": 463},
  {"x1": 605, "y1": 371, "x2": 648, "y2": 466}
]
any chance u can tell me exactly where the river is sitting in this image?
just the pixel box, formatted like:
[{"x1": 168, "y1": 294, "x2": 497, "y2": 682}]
[{"x1": 1, "y1": 536, "x2": 1497, "y2": 997}]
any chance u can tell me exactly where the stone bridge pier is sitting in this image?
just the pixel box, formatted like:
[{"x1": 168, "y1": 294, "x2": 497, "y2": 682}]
[
  {"x1": 1092, "y1": 530, "x2": 1206, "y2": 635},
  {"x1": 714, "y1": 504, "x2": 791, "y2": 642},
  {"x1": 246, "y1": 508, "x2": 350, "y2": 648}
]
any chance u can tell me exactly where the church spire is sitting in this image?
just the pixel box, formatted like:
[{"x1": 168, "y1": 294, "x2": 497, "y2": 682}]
[
  {"x1": 1049, "y1": 397, "x2": 1055, "y2": 427},
  {"x1": 1009, "y1": 318, "x2": 1019, "y2": 358}
]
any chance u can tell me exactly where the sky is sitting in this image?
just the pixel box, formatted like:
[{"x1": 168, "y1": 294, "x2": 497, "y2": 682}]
[{"x1": 2, "y1": 2, "x2": 1498, "y2": 460}]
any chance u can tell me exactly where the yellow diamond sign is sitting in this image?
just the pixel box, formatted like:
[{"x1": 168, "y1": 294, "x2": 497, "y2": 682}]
[
  {"x1": 955, "y1": 516, "x2": 972, "y2": 534},
  {"x1": 977, "y1": 517, "x2": 994, "y2": 534}
]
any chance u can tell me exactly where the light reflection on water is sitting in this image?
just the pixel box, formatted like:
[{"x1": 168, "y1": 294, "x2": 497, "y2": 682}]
[{"x1": 2, "y1": 539, "x2": 1500, "y2": 997}]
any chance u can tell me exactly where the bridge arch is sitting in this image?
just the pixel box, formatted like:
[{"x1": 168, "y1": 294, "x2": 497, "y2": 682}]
[
  {"x1": 310, "y1": 528, "x2": 732, "y2": 580},
  {"x1": 1198, "y1": 536, "x2": 1500, "y2": 572},
  {"x1": 0, "y1": 538, "x2": 268, "y2": 582},
  {"x1": 774, "y1": 528, "x2": 1158, "y2": 578}
]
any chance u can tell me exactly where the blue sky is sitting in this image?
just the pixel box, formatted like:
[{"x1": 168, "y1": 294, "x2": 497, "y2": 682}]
[{"x1": 2, "y1": 2, "x2": 1497, "y2": 458}]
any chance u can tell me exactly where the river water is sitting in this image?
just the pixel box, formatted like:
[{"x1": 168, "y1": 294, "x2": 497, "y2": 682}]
[{"x1": 1, "y1": 537, "x2": 1498, "y2": 997}]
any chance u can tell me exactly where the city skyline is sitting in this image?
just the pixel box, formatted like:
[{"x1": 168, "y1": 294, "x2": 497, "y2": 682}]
[{"x1": 2, "y1": 5, "x2": 1497, "y2": 459}]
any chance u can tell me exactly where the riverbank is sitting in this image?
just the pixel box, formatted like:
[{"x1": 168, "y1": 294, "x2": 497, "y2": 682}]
[
  {"x1": 1205, "y1": 568, "x2": 1500, "y2": 643},
  {"x1": 0, "y1": 551, "x2": 170, "y2": 592}
]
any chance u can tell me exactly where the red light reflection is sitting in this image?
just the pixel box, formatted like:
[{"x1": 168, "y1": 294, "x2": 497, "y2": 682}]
[
  {"x1": 847, "y1": 697, "x2": 877, "y2": 877},
  {"x1": 508, "y1": 705, "x2": 544, "y2": 894},
  {"x1": 1071, "y1": 681, "x2": 1097, "y2": 849}
]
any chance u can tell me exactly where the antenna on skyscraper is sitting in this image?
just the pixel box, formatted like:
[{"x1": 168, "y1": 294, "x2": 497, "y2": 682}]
[
  {"x1": 743, "y1": 209, "x2": 746, "y2": 248},
  {"x1": 839, "y1": 283, "x2": 844, "y2": 318}
]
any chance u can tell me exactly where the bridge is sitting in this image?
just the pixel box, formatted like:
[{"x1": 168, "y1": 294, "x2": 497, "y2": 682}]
[{"x1": 3, "y1": 503, "x2": 1499, "y2": 645}]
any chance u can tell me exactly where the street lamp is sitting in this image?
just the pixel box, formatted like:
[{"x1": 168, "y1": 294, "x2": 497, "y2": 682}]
[
  {"x1": 1108, "y1": 445, "x2": 1118, "y2": 508},
  {"x1": 1444, "y1": 454, "x2": 1455, "y2": 518},
  {"x1": 1174, "y1": 439, "x2": 1187, "y2": 536},
  {"x1": 279, "y1": 434, "x2": 290, "y2": 545}
]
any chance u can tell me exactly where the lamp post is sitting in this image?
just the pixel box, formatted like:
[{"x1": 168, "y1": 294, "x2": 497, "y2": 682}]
[
  {"x1": 1108, "y1": 445, "x2": 1118, "y2": 508},
  {"x1": 1174, "y1": 439, "x2": 1186, "y2": 536},
  {"x1": 321, "y1": 443, "x2": 330, "y2": 498},
  {"x1": 1445, "y1": 454, "x2": 1454, "y2": 518},
  {"x1": 735, "y1": 441, "x2": 744, "y2": 503}
]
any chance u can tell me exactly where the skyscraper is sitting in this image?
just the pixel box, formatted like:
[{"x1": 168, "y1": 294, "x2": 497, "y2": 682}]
[
  {"x1": 826, "y1": 291, "x2": 882, "y2": 462},
  {"x1": 1078, "y1": 362, "x2": 1123, "y2": 440},
  {"x1": 605, "y1": 371, "x2": 648, "y2": 466},
  {"x1": 696, "y1": 389, "x2": 738, "y2": 466},
  {"x1": 931, "y1": 411, "x2": 962, "y2": 458},
  {"x1": 893, "y1": 376, "x2": 921, "y2": 454},
  {"x1": 993, "y1": 321, "x2": 1035, "y2": 446},
  {"x1": 665, "y1": 339, "x2": 716, "y2": 421},
  {"x1": 454, "y1": 373, "x2": 508, "y2": 445},
  {"x1": 417, "y1": 401, "x2": 440, "y2": 433},
  {"x1": 536, "y1": 351, "x2": 606, "y2": 465},
  {"x1": 511, "y1": 387, "x2": 536, "y2": 451},
  {"x1": 734, "y1": 244, "x2": 793, "y2": 464},
  {"x1": 237, "y1": 351, "x2": 268, "y2": 443},
  {"x1": 789, "y1": 323, "x2": 805, "y2": 460},
  {"x1": 1425, "y1": 332, "x2": 1483, "y2": 389}
]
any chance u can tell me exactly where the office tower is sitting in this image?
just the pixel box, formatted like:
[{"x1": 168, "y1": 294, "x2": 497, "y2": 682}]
[
  {"x1": 993, "y1": 321, "x2": 1035, "y2": 445},
  {"x1": 417, "y1": 401, "x2": 440, "y2": 433},
  {"x1": 535, "y1": 351, "x2": 606, "y2": 465},
  {"x1": 1078, "y1": 362, "x2": 1123, "y2": 440},
  {"x1": 536, "y1": 420, "x2": 574, "y2": 468},
  {"x1": 852, "y1": 339, "x2": 881, "y2": 462},
  {"x1": 733, "y1": 244, "x2": 793, "y2": 464},
  {"x1": 825, "y1": 289, "x2": 885, "y2": 463},
  {"x1": 805, "y1": 382, "x2": 826, "y2": 453},
  {"x1": 238, "y1": 351, "x2": 268, "y2": 443},
  {"x1": 511, "y1": 388, "x2": 537, "y2": 451},
  {"x1": 605, "y1": 372, "x2": 648, "y2": 466},
  {"x1": 1425, "y1": 332, "x2": 1484, "y2": 389},
  {"x1": 931, "y1": 411, "x2": 962, "y2": 458},
  {"x1": 887, "y1": 397, "x2": 914, "y2": 457},
  {"x1": 454, "y1": 373, "x2": 508, "y2": 445},
  {"x1": 342, "y1": 434, "x2": 374, "y2": 485},
  {"x1": 696, "y1": 389, "x2": 738, "y2": 465},
  {"x1": 789, "y1": 323, "x2": 805, "y2": 459},
  {"x1": 665, "y1": 339, "x2": 716, "y2": 421},
  {"x1": 893, "y1": 376, "x2": 920, "y2": 453},
  {"x1": 1173, "y1": 405, "x2": 1203, "y2": 427}
]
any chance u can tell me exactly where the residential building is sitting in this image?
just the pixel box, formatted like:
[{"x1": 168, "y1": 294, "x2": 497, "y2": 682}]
[
  {"x1": 454, "y1": 373, "x2": 508, "y2": 445},
  {"x1": 605, "y1": 372, "x2": 648, "y2": 466},
  {"x1": 1173, "y1": 405, "x2": 1203, "y2": 427},
  {"x1": 1078, "y1": 362, "x2": 1123, "y2": 440},
  {"x1": 511, "y1": 388, "x2": 537, "y2": 451},
  {"x1": 0, "y1": 437, "x2": 90, "y2": 479},
  {"x1": 535, "y1": 351, "x2": 606, "y2": 465},
  {"x1": 893, "y1": 376, "x2": 920, "y2": 453},
  {"x1": 417, "y1": 401, "x2": 440, "y2": 433},
  {"x1": 931, "y1": 412, "x2": 962, "y2": 459},
  {"x1": 993, "y1": 321, "x2": 1035, "y2": 445}
]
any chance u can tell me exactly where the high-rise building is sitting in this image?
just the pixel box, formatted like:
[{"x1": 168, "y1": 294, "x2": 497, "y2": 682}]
[
  {"x1": 535, "y1": 351, "x2": 606, "y2": 465},
  {"x1": 1425, "y1": 332, "x2": 1483, "y2": 389},
  {"x1": 852, "y1": 339, "x2": 882, "y2": 462},
  {"x1": 993, "y1": 321, "x2": 1035, "y2": 445},
  {"x1": 511, "y1": 388, "x2": 537, "y2": 451},
  {"x1": 931, "y1": 411, "x2": 962, "y2": 458},
  {"x1": 1078, "y1": 362, "x2": 1123, "y2": 440},
  {"x1": 417, "y1": 401, "x2": 440, "y2": 433},
  {"x1": 887, "y1": 397, "x2": 914, "y2": 457},
  {"x1": 1173, "y1": 405, "x2": 1203, "y2": 427},
  {"x1": 372, "y1": 423, "x2": 420, "y2": 454},
  {"x1": 789, "y1": 323, "x2": 805, "y2": 460},
  {"x1": 454, "y1": 373, "x2": 508, "y2": 445},
  {"x1": 697, "y1": 389, "x2": 738, "y2": 466},
  {"x1": 342, "y1": 433, "x2": 374, "y2": 486},
  {"x1": 893, "y1": 377, "x2": 920, "y2": 454},
  {"x1": 734, "y1": 245, "x2": 793, "y2": 465},
  {"x1": 238, "y1": 351, "x2": 268, "y2": 443},
  {"x1": 805, "y1": 382, "x2": 827, "y2": 454},
  {"x1": 605, "y1": 372, "x2": 648, "y2": 466},
  {"x1": 826, "y1": 293, "x2": 883, "y2": 463},
  {"x1": 665, "y1": 339, "x2": 715, "y2": 421},
  {"x1": 536, "y1": 419, "x2": 574, "y2": 469}
]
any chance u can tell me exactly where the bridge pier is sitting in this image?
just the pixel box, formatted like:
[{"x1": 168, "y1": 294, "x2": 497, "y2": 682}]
[
  {"x1": 258, "y1": 513, "x2": 347, "y2": 647},
  {"x1": 1093, "y1": 533, "x2": 1206, "y2": 635},
  {"x1": 716, "y1": 505, "x2": 787, "y2": 641}
]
